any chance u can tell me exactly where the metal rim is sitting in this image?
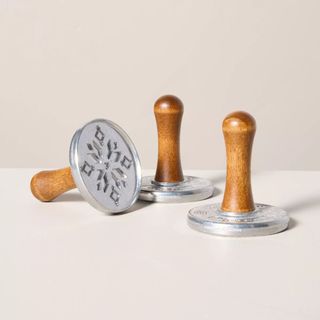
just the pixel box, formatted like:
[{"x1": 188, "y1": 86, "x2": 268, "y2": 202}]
[
  {"x1": 69, "y1": 119, "x2": 142, "y2": 213},
  {"x1": 188, "y1": 203, "x2": 289, "y2": 237},
  {"x1": 139, "y1": 176, "x2": 214, "y2": 203}
]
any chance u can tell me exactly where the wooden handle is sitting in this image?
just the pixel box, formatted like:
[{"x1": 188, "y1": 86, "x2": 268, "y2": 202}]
[
  {"x1": 30, "y1": 167, "x2": 76, "y2": 202},
  {"x1": 154, "y1": 95, "x2": 184, "y2": 183},
  {"x1": 221, "y1": 111, "x2": 256, "y2": 213}
]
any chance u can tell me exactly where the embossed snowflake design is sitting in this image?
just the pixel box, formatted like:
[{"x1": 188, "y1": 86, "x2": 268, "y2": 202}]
[{"x1": 80, "y1": 125, "x2": 133, "y2": 206}]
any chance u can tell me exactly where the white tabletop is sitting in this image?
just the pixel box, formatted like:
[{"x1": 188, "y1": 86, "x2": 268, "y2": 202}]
[{"x1": 1, "y1": 169, "x2": 320, "y2": 320}]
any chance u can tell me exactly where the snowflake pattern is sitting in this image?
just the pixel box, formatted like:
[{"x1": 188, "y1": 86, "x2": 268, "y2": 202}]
[{"x1": 80, "y1": 125, "x2": 133, "y2": 206}]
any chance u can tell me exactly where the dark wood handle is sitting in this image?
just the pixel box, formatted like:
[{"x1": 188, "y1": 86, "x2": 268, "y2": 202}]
[
  {"x1": 30, "y1": 167, "x2": 76, "y2": 202},
  {"x1": 154, "y1": 95, "x2": 184, "y2": 183},
  {"x1": 221, "y1": 111, "x2": 256, "y2": 213}
]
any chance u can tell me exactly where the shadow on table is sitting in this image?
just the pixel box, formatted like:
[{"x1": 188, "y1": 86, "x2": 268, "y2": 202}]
[
  {"x1": 282, "y1": 194, "x2": 320, "y2": 215},
  {"x1": 207, "y1": 173, "x2": 225, "y2": 185},
  {"x1": 206, "y1": 173, "x2": 226, "y2": 198},
  {"x1": 114, "y1": 200, "x2": 153, "y2": 215},
  {"x1": 55, "y1": 192, "x2": 84, "y2": 202},
  {"x1": 212, "y1": 187, "x2": 222, "y2": 197},
  {"x1": 279, "y1": 194, "x2": 320, "y2": 232},
  {"x1": 55, "y1": 192, "x2": 152, "y2": 214},
  {"x1": 287, "y1": 217, "x2": 298, "y2": 231}
]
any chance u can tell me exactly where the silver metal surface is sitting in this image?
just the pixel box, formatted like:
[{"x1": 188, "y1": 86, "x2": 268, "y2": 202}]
[
  {"x1": 70, "y1": 119, "x2": 141, "y2": 213},
  {"x1": 139, "y1": 176, "x2": 214, "y2": 203},
  {"x1": 188, "y1": 203, "x2": 289, "y2": 237}
]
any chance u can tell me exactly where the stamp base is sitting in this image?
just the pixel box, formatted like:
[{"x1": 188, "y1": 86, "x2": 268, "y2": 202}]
[
  {"x1": 139, "y1": 176, "x2": 214, "y2": 203},
  {"x1": 188, "y1": 203, "x2": 289, "y2": 237}
]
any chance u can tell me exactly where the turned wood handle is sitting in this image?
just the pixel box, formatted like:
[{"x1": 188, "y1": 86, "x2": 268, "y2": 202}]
[
  {"x1": 154, "y1": 95, "x2": 184, "y2": 183},
  {"x1": 221, "y1": 111, "x2": 256, "y2": 213},
  {"x1": 30, "y1": 167, "x2": 76, "y2": 202}
]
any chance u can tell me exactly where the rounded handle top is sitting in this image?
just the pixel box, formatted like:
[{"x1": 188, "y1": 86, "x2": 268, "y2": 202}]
[
  {"x1": 223, "y1": 111, "x2": 256, "y2": 133},
  {"x1": 154, "y1": 95, "x2": 184, "y2": 115}
]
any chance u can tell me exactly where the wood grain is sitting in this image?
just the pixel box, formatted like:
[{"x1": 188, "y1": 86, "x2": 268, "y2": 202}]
[
  {"x1": 30, "y1": 167, "x2": 76, "y2": 202},
  {"x1": 154, "y1": 95, "x2": 184, "y2": 183},
  {"x1": 221, "y1": 111, "x2": 256, "y2": 213}
]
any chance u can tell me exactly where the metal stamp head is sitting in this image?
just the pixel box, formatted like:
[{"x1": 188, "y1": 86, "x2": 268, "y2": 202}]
[{"x1": 69, "y1": 119, "x2": 141, "y2": 213}]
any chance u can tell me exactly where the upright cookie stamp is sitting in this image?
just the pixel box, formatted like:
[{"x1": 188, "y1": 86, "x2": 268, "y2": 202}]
[
  {"x1": 31, "y1": 119, "x2": 141, "y2": 213},
  {"x1": 139, "y1": 95, "x2": 214, "y2": 203},
  {"x1": 188, "y1": 111, "x2": 289, "y2": 236}
]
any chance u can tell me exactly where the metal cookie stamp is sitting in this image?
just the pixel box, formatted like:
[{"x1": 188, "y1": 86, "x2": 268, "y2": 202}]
[
  {"x1": 188, "y1": 111, "x2": 289, "y2": 237},
  {"x1": 31, "y1": 119, "x2": 141, "y2": 213},
  {"x1": 139, "y1": 95, "x2": 214, "y2": 203}
]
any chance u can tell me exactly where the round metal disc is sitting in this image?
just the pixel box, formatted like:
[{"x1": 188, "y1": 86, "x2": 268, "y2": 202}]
[
  {"x1": 70, "y1": 119, "x2": 141, "y2": 213},
  {"x1": 188, "y1": 203, "x2": 289, "y2": 237},
  {"x1": 139, "y1": 176, "x2": 214, "y2": 203}
]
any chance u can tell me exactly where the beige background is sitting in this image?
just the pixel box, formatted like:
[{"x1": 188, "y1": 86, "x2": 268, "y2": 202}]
[{"x1": 0, "y1": 0, "x2": 319, "y2": 170}]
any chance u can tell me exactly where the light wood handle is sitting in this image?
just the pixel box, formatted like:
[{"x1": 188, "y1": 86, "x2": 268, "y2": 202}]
[
  {"x1": 221, "y1": 111, "x2": 256, "y2": 213},
  {"x1": 30, "y1": 167, "x2": 76, "y2": 202},
  {"x1": 154, "y1": 95, "x2": 184, "y2": 183}
]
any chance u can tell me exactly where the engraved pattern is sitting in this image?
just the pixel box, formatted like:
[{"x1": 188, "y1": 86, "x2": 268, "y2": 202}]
[
  {"x1": 80, "y1": 125, "x2": 133, "y2": 206},
  {"x1": 189, "y1": 203, "x2": 287, "y2": 225}
]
